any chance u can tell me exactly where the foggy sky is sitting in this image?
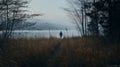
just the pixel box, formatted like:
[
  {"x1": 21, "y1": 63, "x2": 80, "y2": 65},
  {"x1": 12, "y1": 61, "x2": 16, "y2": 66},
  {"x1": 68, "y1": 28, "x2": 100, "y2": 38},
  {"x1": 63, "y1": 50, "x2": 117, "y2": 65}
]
[{"x1": 28, "y1": 0, "x2": 73, "y2": 25}]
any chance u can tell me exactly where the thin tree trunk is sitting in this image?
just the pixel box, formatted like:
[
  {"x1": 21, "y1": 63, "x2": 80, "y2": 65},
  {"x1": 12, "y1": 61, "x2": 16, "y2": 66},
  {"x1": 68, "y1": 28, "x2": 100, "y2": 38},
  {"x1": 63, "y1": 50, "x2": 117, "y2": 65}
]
[{"x1": 81, "y1": 8, "x2": 84, "y2": 36}]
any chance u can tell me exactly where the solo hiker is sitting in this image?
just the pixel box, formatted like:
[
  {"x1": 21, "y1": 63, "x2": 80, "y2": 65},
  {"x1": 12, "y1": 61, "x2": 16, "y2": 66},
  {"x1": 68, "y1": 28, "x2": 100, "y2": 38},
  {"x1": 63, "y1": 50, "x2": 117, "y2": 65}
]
[{"x1": 59, "y1": 31, "x2": 63, "y2": 38}]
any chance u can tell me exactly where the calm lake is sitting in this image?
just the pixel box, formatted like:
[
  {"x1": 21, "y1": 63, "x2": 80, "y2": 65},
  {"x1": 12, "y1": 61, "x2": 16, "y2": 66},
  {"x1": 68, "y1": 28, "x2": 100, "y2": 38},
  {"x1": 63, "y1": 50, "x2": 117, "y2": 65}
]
[{"x1": 10, "y1": 30, "x2": 81, "y2": 38}]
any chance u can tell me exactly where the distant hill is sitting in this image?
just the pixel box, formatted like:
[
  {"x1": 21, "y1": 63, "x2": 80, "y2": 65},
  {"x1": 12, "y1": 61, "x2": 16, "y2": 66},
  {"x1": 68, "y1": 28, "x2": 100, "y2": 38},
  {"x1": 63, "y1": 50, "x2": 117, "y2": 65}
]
[
  {"x1": 19, "y1": 19, "x2": 75, "y2": 30},
  {"x1": 26, "y1": 22, "x2": 69, "y2": 30}
]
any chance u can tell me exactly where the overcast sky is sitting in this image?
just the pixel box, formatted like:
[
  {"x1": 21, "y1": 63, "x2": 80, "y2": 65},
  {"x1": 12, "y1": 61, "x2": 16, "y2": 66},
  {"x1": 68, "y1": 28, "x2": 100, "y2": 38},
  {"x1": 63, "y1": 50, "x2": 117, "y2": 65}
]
[{"x1": 28, "y1": 0, "x2": 73, "y2": 25}]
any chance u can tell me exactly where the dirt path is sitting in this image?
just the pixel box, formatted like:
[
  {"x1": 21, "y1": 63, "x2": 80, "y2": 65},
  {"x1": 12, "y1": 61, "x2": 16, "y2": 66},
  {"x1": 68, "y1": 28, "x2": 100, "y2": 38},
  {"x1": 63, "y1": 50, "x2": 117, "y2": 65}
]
[
  {"x1": 47, "y1": 39, "x2": 63, "y2": 66},
  {"x1": 48, "y1": 39, "x2": 63, "y2": 59}
]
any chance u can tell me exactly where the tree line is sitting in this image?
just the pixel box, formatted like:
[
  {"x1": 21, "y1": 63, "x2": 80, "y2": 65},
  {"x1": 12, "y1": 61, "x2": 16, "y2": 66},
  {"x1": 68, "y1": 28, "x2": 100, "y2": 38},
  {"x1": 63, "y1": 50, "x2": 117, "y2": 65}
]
[{"x1": 65, "y1": 0, "x2": 120, "y2": 43}]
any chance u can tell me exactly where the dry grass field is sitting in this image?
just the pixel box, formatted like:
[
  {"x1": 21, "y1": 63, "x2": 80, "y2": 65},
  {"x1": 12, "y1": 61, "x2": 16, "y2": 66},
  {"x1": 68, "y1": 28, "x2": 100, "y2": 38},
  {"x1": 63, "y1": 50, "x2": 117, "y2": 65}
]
[{"x1": 0, "y1": 37, "x2": 120, "y2": 67}]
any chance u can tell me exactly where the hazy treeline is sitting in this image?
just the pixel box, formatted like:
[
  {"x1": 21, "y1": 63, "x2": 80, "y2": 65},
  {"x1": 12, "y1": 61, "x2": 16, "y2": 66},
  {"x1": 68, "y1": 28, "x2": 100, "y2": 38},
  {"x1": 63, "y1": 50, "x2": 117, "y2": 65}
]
[{"x1": 65, "y1": 0, "x2": 120, "y2": 43}]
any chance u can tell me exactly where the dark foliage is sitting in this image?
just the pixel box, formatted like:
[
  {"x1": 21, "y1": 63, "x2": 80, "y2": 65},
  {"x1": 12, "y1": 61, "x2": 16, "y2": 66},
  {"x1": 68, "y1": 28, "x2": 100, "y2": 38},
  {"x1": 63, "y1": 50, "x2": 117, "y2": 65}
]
[{"x1": 86, "y1": 0, "x2": 120, "y2": 42}]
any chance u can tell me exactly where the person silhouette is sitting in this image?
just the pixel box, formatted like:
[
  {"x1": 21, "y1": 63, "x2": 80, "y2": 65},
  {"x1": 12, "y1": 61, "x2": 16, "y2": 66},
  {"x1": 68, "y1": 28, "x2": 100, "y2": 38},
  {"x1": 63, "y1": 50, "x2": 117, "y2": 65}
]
[{"x1": 59, "y1": 31, "x2": 63, "y2": 38}]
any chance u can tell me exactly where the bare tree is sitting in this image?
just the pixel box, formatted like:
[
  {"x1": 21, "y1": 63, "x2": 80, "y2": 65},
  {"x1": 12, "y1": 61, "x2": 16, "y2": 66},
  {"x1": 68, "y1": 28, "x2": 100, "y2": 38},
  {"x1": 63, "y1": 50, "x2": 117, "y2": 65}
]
[
  {"x1": 0, "y1": 0, "x2": 41, "y2": 49},
  {"x1": 64, "y1": 0, "x2": 91, "y2": 36}
]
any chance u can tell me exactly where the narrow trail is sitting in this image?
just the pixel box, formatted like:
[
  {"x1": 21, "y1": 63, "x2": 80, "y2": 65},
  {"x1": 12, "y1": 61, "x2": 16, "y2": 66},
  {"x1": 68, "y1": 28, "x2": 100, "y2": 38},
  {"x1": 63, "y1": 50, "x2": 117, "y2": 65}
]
[
  {"x1": 47, "y1": 39, "x2": 63, "y2": 66},
  {"x1": 48, "y1": 39, "x2": 63, "y2": 59}
]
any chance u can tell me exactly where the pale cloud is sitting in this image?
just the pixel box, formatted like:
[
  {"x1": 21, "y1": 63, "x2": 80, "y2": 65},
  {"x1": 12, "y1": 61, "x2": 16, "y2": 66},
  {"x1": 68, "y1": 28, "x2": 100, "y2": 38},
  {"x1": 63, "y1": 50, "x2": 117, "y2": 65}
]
[{"x1": 28, "y1": 0, "x2": 71, "y2": 24}]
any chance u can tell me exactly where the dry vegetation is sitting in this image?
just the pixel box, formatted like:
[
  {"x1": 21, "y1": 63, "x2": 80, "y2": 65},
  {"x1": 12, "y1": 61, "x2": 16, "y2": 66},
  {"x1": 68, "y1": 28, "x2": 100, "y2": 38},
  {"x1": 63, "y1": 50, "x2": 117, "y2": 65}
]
[{"x1": 0, "y1": 37, "x2": 120, "y2": 67}]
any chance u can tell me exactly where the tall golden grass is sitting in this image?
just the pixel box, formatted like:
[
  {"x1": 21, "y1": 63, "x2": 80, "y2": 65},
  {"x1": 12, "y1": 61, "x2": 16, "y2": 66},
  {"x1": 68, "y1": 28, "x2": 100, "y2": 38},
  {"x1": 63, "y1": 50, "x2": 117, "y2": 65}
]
[{"x1": 0, "y1": 37, "x2": 120, "y2": 67}]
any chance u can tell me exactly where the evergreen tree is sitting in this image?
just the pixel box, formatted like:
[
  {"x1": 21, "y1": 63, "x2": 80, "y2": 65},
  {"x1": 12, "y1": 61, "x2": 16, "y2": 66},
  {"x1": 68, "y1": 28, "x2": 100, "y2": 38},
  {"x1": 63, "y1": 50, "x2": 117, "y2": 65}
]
[{"x1": 88, "y1": 0, "x2": 120, "y2": 42}]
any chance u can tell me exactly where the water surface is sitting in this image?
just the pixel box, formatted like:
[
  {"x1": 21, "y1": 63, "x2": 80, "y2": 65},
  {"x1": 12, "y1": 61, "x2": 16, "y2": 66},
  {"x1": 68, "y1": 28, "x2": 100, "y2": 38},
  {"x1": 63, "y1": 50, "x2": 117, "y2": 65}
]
[{"x1": 10, "y1": 30, "x2": 80, "y2": 38}]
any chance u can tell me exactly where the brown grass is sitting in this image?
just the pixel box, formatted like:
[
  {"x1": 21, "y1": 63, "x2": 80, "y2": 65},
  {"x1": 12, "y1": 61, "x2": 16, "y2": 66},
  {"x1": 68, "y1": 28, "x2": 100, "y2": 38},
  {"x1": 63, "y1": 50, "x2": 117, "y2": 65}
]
[{"x1": 0, "y1": 37, "x2": 120, "y2": 67}]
